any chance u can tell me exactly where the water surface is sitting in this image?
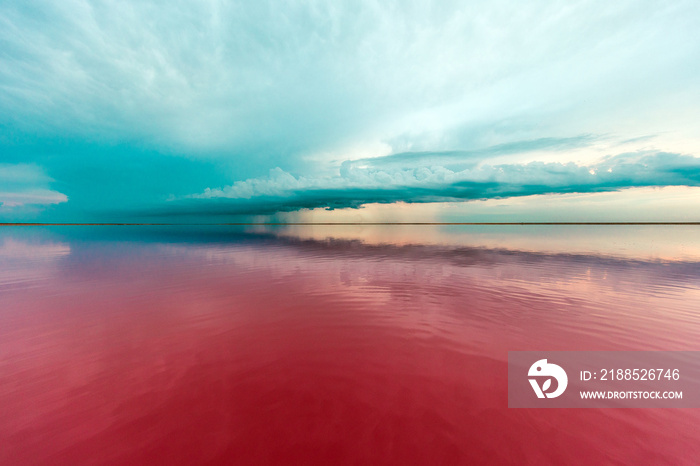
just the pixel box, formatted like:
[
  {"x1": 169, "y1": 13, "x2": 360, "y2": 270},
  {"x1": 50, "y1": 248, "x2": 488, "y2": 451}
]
[{"x1": 1, "y1": 225, "x2": 699, "y2": 465}]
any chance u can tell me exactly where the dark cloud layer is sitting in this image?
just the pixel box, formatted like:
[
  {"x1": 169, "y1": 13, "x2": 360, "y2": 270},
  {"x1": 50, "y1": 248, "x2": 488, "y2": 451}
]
[{"x1": 138, "y1": 151, "x2": 700, "y2": 218}]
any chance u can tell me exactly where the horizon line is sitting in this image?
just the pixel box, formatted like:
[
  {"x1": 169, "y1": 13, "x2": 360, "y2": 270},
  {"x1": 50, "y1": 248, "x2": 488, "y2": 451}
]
[{"x1": 2, "y1": 222, "x2": 700, "y2": 226}]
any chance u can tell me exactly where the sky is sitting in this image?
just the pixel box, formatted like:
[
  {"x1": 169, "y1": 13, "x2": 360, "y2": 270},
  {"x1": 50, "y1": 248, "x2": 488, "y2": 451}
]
[{"x1": 1, "y1": 0, "x2": 700, "y2": 222}]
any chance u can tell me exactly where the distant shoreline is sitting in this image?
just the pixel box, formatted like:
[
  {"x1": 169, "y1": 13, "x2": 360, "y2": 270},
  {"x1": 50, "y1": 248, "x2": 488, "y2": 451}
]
[{"x1": 2, "y1": 222, "x2": 700, "y2": 226}]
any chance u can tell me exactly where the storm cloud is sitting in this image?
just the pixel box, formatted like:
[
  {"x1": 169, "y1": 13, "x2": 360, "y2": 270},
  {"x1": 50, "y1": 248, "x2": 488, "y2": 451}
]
[
  {"x1": 149, "y1": 151, "x2": 700, "y2": 216},
  {"x1": 1, "y1": 1, "x2": 699, "y2": 221}
]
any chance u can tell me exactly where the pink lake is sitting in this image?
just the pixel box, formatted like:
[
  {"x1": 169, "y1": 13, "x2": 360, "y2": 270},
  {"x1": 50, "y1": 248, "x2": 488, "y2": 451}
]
[{"x1": 1, "y1": 225, "x2": 699, "y2": 465}]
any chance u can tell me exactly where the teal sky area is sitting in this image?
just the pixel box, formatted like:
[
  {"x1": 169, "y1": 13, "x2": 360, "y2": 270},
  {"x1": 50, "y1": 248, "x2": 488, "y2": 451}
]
[{"x1": 1, "y1": 1, "x2": 700, "y2": 222}]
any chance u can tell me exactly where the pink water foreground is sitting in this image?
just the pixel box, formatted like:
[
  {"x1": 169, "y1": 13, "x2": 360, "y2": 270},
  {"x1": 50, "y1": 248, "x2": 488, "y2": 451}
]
[{"x1": 1, "y1": 226, "x2": 699, "y2": 464}]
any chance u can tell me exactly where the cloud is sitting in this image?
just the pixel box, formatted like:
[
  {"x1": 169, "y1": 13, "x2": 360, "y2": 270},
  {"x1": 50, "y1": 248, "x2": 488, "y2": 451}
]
[
  {"x1": 2, "y1": 1, "x2": 699, "y2": 221},
  {"x1": 339, "y1": 135, "x2": 599, "y2": 172},
  {"x1": 147, "y1": 151, "x2": 700, "y2": 217},
  {"x1": 2, "y1": 0, "x2": 699, "y2": 167},
  {"x1": 0, "y1": 164, "x2": 68, "y2": 209}
]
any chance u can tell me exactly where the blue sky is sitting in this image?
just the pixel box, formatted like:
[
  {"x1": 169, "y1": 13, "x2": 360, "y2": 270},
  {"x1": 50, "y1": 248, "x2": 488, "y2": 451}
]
[{"x1": 1, "y1": 0, "x2": 699, "y2": 222}]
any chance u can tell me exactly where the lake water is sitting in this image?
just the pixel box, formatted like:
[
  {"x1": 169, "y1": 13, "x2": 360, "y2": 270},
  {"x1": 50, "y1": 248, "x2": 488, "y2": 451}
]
[{"x1": 1, "y1": 225, "x2": 699, "y2": 465}]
